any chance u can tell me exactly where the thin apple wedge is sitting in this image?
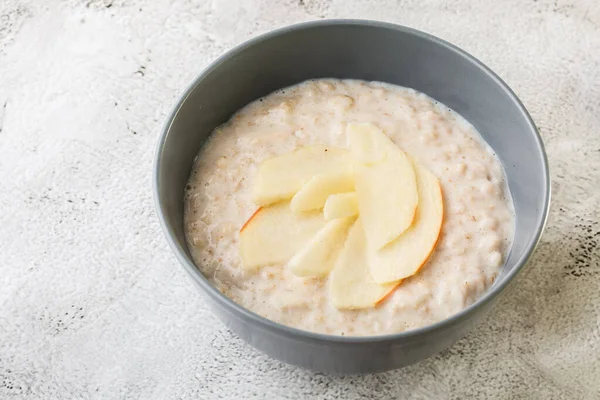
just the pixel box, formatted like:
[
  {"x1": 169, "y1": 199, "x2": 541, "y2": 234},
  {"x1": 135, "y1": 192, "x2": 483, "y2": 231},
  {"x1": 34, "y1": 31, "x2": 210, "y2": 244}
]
[
  {"x1": 349, "y1": 123, "x2": 418, "y2": 251},
  {"x1": 346, "y1": 122, "x2": 387, "y2": 164},
  {"x1": 369, "y1": 162, "x2": 444, "y2": 284},
  {"x1": 288, "y1": 217, "x2": 355, "y2": 277},
  {"x1": 329, "y1": 219, "x2": 399, "y2": 309},
  {"x1": 253, "y1": 145, "x2": 353, "y2": 206},
  {"x1": 239, "y1": 201, "x2": 326, "y2": 270},
  {"x1": 323, "y1": 192, "x2": 359, "y2": 221},
  {"x1": 290, "y1": 170, "x2": 355, "y2": 214}
]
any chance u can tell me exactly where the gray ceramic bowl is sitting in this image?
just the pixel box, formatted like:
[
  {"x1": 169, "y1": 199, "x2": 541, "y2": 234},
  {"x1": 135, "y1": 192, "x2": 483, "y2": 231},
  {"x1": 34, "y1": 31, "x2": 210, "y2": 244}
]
[{"x1": 154, "y1": 20, "x2": 550, "y2": 373}]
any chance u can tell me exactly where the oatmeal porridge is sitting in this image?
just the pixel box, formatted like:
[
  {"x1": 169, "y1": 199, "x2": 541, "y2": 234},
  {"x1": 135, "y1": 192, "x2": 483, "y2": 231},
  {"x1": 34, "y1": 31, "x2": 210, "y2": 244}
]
[{"x1": 183, "y1": 79, "x2": 514, "y2": 336}]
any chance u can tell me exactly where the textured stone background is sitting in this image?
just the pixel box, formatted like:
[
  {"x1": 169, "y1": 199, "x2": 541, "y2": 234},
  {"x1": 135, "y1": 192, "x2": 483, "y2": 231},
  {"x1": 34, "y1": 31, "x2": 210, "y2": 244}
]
[{"x1": 1, "y1": 0, "x2": 599, "y2": 398}]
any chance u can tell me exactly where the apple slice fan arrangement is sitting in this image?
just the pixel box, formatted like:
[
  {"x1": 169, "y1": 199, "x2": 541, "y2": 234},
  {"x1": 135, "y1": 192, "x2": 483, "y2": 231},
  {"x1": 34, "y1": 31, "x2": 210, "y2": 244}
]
[{"x1": 239, "y1": 122, "x2": 444, "y2": 310}]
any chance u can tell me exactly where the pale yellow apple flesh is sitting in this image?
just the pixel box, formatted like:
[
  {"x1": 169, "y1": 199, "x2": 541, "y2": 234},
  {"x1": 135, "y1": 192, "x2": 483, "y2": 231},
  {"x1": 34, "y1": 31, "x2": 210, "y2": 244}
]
[
  {"x1": 369, "y1": 162, "x2": 444, "y2": 284},
  {"x1": 329, "y1": 219, "x2": 399, "y2": 309},
  {"x1": 346, "y1": 122, "x2": 386, "y2": 164},
  {"x1": 350, "y1": 123, "x2": 418, "y2": 251},
  {"x1": 239, "y1": 202, "x2": 326, "y2": 270},
  {"x1": 290, "y1": 170, "x2": 355, "y2": 214},
  {"x1": 288, "y1": 217, "x2": 355, "y2": 277},
  {"x1": 241, "y1": 121, "x2": 443, "y2": 309},
  {"x1": 323, "y1": 192, "x2": 359, "y2": 221},
  {"x1": 253, "y1": 145, "x2": 353, "y2": 206}
]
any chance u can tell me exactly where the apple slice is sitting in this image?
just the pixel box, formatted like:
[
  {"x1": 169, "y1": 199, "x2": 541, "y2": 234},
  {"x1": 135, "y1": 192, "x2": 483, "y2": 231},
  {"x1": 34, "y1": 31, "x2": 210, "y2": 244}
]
[
  {"x1": 253, "y1": 145, "x2": 353, "y2": 206},
  {"x1": 346, "y1": 122, "x2": 387, "y2": 164},
  {"x1": 323, "y1": 192, "x2": 359, "y2": 221},
  {"x1": 369, "y1": 162, "x2": 444, "y2": 283},
  {"x1": 288, "y1": 217, "x2": 355, "y2": 277},
  {"x1": 290, "y1": 170, "x2": 355, "y2": 214},
  {"x1": 350, "y1": 123, "x2": 418, "y2": 251},
  {"x1": 329, "y1": 219, "x2": 399, "y2": 309},
  {"x1": 239, "y1": 201, "x2": 326, "y2": 270}
]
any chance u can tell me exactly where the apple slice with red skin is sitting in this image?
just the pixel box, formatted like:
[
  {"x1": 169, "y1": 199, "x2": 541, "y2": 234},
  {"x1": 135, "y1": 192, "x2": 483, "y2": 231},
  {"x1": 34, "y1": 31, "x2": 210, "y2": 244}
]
[
  {"x1": 239, "y1": 202, "x2": 326, "y2": 270},
  {"x1": 290, "y1": 170, "x2": 355, "y2": 214},
  {"x1": 288, "y1": 216, "x2": 355, "y2": 278},
  {"x1": 253, "y1": 145, "x2": 353, "y2": 206},
  {"x1": 347, "y1": 122, "x2": 419, "y2": 251},
  {"x1": 368, "y1": 161, "x2": 444, "y2": 284},
  {"x1": 329, "y1": 219, "x2": 400, "y2": 309}
]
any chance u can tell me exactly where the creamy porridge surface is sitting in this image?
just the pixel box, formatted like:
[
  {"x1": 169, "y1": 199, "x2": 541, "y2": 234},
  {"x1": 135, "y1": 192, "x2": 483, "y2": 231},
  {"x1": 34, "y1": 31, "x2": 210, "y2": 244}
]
[{"x1": 184, "y1": 79, "x2": 514, "y2": 336}]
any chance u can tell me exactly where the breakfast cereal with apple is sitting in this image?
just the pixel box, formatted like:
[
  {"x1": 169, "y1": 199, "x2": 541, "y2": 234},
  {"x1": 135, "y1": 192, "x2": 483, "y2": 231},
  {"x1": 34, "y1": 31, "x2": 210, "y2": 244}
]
[{"x1": 183, "y1": 79, "x2": 514, "y2": 336}]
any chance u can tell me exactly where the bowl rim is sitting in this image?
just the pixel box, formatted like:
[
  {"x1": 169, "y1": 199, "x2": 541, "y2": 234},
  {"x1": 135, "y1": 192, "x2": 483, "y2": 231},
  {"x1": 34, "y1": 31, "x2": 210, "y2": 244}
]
[{"x1": 153, "y1": 19, "x2": 551, "y2": 344}]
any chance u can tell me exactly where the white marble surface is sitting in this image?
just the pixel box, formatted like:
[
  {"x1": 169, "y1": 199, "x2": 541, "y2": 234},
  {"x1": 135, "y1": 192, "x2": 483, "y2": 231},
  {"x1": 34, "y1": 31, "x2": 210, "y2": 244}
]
[{"x1": 1, "y1": 0, "x2": 599, "y2": 398}]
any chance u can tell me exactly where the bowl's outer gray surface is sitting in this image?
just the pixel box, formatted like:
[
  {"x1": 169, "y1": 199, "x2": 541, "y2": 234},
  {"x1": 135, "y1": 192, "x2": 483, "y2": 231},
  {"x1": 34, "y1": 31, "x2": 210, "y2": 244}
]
[{"x1": 154, "y1": 20, "x2": 550, "y2": 373}]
